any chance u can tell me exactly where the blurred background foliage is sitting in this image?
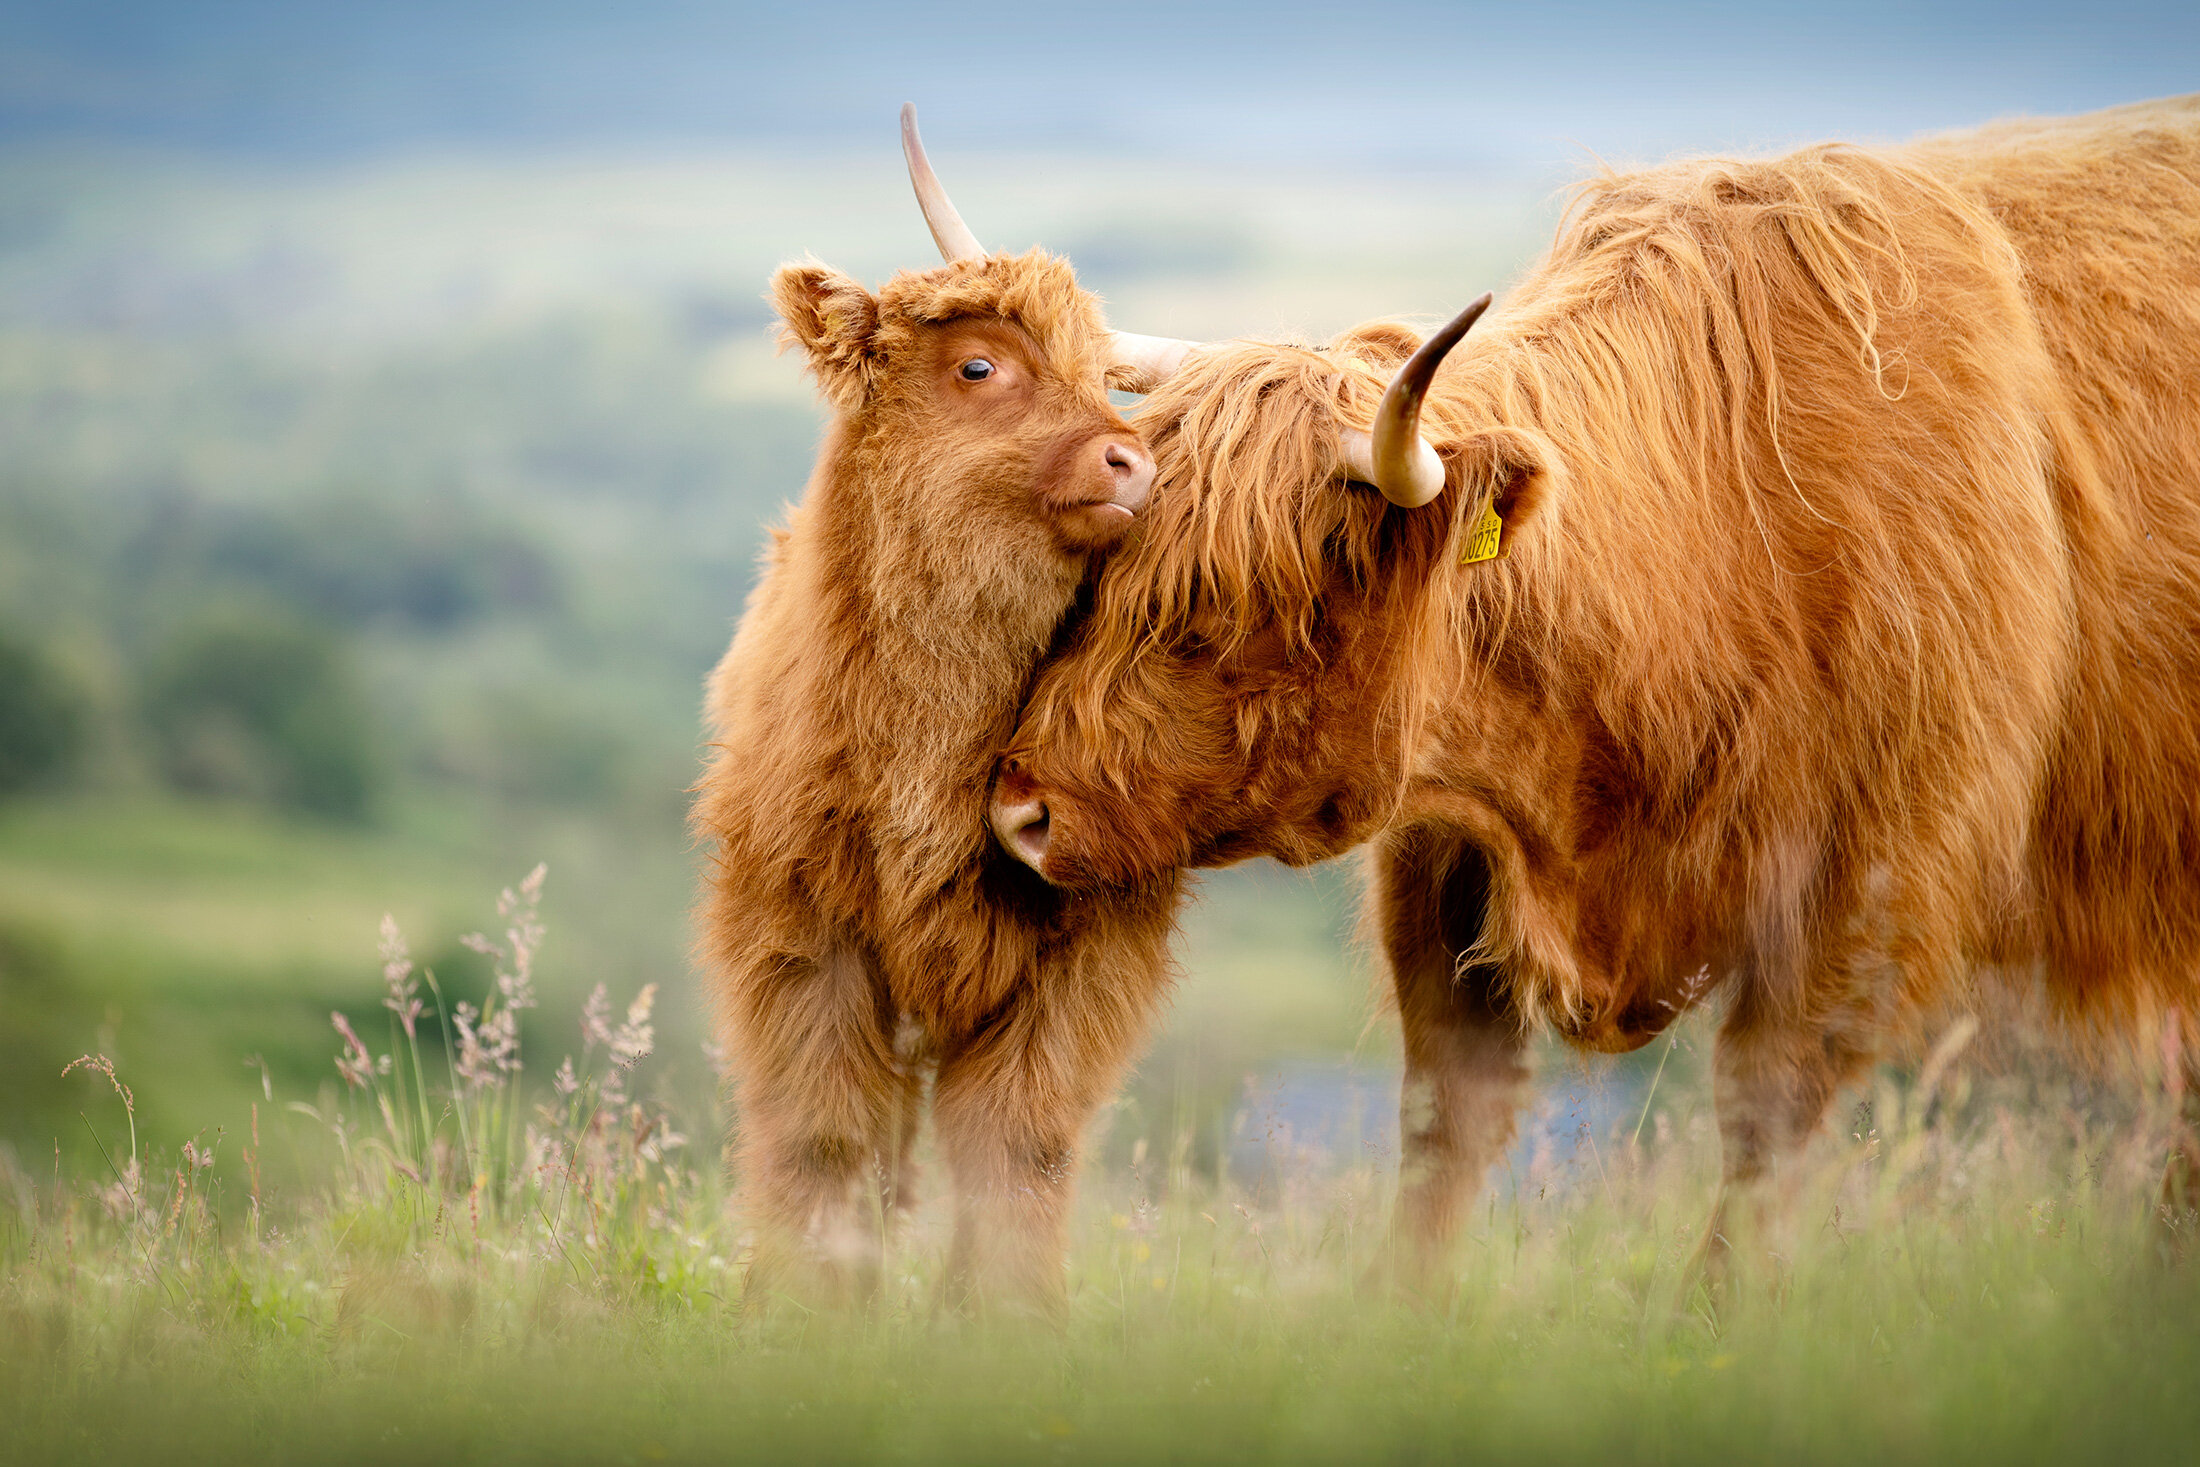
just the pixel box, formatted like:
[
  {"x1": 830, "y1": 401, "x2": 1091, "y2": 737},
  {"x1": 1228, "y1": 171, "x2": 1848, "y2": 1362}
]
[{"x1": 0, "y1": 625, "x2": 81, "y2": 794}]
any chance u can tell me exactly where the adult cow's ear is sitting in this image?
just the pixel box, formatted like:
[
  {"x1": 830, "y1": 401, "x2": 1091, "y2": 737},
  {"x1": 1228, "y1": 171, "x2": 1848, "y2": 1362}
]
[
  {"x1": 771, "y1": 260, "x2": 880, "y2": 411},
  {"x1": 1330, "y1": 319, "x2": 1423, "y2": 374},
  {"x1": 1452, "y1": 424, "x2": 1561, "y2": 552}
]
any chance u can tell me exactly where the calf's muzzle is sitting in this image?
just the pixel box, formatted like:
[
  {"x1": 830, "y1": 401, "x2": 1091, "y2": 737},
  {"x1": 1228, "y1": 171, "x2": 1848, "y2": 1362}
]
[{"x1": 1099, "y1": 437, "x2": 1154, "y2": 518}]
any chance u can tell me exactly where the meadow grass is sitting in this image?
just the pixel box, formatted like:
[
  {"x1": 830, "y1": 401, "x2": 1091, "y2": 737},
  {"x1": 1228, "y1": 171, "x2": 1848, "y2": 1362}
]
[
  {"x1": 0, "y1": 792, "x2": 708, "y2": 1175},
  {"x1": 4, "y1": 876, "x2": 2197, "y2": 1465}
]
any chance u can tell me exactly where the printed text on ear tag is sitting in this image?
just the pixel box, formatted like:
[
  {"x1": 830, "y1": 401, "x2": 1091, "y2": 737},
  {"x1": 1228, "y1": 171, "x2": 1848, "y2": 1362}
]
[{"x1": 1461, "y1": 501, "x2": 1504, "y2": 565}]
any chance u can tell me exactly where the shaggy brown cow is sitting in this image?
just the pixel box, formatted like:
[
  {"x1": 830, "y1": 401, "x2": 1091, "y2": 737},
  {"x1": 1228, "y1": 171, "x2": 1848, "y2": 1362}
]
[
  {"x1": 992, "y1": 96, "x2": 2200, "y2": 1278},
  {"x1": 693, "y1": 112, "x2": 1180, "y2": 1317}
]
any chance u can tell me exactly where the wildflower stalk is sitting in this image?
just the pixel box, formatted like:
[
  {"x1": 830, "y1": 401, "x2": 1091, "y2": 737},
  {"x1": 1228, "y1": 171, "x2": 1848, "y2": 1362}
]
[
  {"x1": 1630, "y1": 966, "x2": 1710, "y2": 1152},
  {"x1": 405, "y1": 1020, "x2": 438, "y2": 1191},
  {"x1": 504, "y1": 1027, "x2": 527, "y2": 1201},
  {"x1": 423, "y1": 967, "x2": 478, "y2": 1187},
  {"x1": 378, "y1": 912, "x2": 439, "y2": 1190},
  {"x1": 62, "y1": 1055, "x2": 138, "y2": 1185},
  {"x1": 246, "y1": 1102, "x2": 262, "y2": 1245},
  {"x1": 75, "y1": 1110, "x2": 175, "y2": 1301},
  {"x1": 384, "y1": 1008, "x2": 433, "y2": 1191},
  {"x1": 373, "y1": 1068, "x2": 408, "y2": 1165},
  {"x1": 77, "y1": 1113, "x2": 129, "y2": 1208},
  {"x1": 1630, "y1": 1032, "x2": 1678, "y2": 1152}
]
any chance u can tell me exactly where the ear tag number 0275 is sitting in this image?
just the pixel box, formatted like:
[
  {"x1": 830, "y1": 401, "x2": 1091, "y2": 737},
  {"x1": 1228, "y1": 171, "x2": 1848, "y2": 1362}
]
[{"x1": 1461, "y1": 500, "x2": 1505, "y2": 565}]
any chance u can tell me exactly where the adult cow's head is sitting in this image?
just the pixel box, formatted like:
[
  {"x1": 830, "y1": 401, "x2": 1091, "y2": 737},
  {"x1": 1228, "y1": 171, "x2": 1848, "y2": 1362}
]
[
  {"x1": 771, "y1": 109, "x2": 1157, "y2": 609},
  {"x1": 989, "y1": 301, "x2": 1559, "y2": 888}
]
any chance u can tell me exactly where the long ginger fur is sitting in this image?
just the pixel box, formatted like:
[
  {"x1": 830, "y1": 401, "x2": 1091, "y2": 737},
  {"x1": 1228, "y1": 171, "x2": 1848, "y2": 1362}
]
[
  {"x1": 694, "y1": 250, "x2": 1179, "y2": 1316},
  {"x1": 1003, "y1": 97, "x2": 2200, "y2": 1267}
]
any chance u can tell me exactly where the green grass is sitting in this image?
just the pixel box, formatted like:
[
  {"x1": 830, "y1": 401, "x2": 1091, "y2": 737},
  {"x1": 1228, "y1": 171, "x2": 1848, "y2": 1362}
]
[
  {"x1": 4, "y1": 1078, "x2": 2191, "y2": 1465},
  {"x1": 4, "y1": 861, "x2": 2195, "y2": 1464},
  {"x1": 0, "y1": 791, "x2": 704, "y2": 1177},
  {"x1": 0, "y1": 790, "x2": 1377, "y2": 1180}
]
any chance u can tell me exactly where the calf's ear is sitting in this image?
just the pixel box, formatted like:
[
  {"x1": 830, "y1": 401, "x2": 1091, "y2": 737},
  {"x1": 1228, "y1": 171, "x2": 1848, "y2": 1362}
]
[
  {"x1": 1452, "y1": 425, "x2": 1561, "y2": 553},
  {"x1": 771, "y1": 261, "x2": 880, "y2": 411}
]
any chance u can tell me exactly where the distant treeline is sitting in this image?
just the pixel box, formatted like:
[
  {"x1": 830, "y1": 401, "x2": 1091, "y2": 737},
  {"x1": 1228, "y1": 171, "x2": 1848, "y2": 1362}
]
[
  {"x1": 0, "y1": 626, "x2": 79, "y2": 797},
  {"x1": 0, "y1": 488, "x2": 553, "y2": 818},
  {"x1": 1, "y1": 480, "x2": 657, "y2": 822},
  {"x1": 0, "y1": 283, "x2": 828, "y2": 832}
]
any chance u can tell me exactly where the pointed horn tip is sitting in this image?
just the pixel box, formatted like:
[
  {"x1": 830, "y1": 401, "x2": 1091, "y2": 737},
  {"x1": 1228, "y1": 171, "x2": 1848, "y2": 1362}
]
[
  {"x1": 897, "y1": 103, "x2": 923, "y2": 167},
  {"x1": 899, "y1": 103, "x2": 985, "y2": 263},
  {"x1": 1360, "y1": 289, "x2": 1495, "y2": 508},
  {"x1": 1416, "y1": 292, "x2": 1494, "y2": 362}
]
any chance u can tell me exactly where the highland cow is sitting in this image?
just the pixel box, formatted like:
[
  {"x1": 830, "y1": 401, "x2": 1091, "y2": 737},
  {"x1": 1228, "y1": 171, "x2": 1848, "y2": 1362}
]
[
  {"x1": 992, "y1": 96, "x2": 2200, "y2": 1279},
  {"x1": 693, "y1": 111, "x2": 1180, "y2": 1317}
]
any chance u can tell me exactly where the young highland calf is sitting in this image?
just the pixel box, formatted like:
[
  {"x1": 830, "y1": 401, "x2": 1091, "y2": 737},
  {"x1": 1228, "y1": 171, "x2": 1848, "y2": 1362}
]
[
  {"x1": 693, "y1": 113, "x2": 1180, "y2": 1317},
  {"x1": 992, "y1": 96, "x2": 2200, "y2": 1279}
]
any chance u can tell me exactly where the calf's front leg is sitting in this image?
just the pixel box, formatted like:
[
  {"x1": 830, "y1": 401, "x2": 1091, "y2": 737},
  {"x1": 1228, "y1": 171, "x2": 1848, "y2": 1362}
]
[
  {"x1": 930, "y1": 914, "x2": 1173, "y2": 1323},
  {"x1": 724, "y1": 940, "x2": 905, "y2": 1312}
]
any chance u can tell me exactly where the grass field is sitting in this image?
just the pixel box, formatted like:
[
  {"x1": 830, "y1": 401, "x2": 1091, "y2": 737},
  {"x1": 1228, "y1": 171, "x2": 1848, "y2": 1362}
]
[{"x1": 5, "y1": 861, "x2": 2197, "y2": 1465}]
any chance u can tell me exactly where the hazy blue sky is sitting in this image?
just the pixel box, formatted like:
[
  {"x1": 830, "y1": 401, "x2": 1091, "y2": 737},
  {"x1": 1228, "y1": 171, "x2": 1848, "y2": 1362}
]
[{"x1": 1, "y1": 1, "x2": 2194, "y2": 170}]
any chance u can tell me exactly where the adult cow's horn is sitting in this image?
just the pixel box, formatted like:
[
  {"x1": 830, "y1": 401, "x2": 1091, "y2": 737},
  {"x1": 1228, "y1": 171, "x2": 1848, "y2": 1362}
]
[
  {"x1": 901, "y1": 103, "x2": 985, "y2": 262},
  {"x1": 1341, "y1": 292, "x2": 1494, "y2": 508}
]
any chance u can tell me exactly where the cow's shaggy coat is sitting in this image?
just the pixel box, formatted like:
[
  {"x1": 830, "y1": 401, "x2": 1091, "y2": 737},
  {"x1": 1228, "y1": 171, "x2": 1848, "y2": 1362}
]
[
  {"x1": 997, "y1": 97, "x2": 2200, "y2": 1271},
  {"x1": 695, "y1": 251, "x2": 1178, "y2": 1315}
]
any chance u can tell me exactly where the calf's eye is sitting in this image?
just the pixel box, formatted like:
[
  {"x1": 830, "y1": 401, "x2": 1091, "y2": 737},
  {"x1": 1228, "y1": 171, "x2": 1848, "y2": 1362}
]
[{"x1": 959, "y1": 358, "x2": 995, "y2": 382}]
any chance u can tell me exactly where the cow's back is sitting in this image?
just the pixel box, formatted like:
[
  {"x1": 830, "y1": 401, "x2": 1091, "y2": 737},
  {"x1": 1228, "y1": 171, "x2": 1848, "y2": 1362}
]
[{"x1": 1917, "y1": 98, "x2": 2200, "y2": 1020}]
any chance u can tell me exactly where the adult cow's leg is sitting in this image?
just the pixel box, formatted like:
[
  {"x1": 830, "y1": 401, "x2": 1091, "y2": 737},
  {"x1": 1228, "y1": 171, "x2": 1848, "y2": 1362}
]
[
  {"x1": 1701, "y1": 970, "x2": 1880, "y2": 1288},
  {"x1": 930, "y1": 901, "x2": 1175, "y2": 1322},
  {"x1": 882, "y1": 1023, "x2": 929, "y2": 1225},
  {"x1": 1374, "y1": 830, "x2": 1531, "y2": 1292},
  {"x1": 2157, "y1": 1008, "x2": 2200, "y2": 1253},
  {"x1": 723, "y1": 939, "x2": 905, "y2": 1313}
]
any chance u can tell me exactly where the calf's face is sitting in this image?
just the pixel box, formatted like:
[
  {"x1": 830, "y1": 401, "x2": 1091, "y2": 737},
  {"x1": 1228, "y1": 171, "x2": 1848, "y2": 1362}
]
[
  {"x1": 916, "y1": 316, "x2": 1151, "y2": 552},
  {"x1": 773, "y1": 251, "x2": 1153, "y2": 587}
]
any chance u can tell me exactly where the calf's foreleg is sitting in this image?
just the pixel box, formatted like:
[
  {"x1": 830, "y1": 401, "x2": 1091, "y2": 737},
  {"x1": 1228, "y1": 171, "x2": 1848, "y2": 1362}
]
[
  {"x1": 930, "y1": 916, "x2": 1172, "y2": 1322},
  {"x1": 725, "y1": 941, "x2": 906, "y2": 1312}
]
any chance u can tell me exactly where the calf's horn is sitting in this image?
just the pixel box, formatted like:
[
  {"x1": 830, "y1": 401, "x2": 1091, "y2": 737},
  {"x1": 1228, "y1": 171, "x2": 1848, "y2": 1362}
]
[
  {"x1": 1340, "y1": 292, "x2": 1494, "y2": 508},
  {"x1": 901, "y1": 103, "x2": 985, "y2": 262},
  {"x1": 900, "y1": 104, "x2": 1204, "y2": 392}
]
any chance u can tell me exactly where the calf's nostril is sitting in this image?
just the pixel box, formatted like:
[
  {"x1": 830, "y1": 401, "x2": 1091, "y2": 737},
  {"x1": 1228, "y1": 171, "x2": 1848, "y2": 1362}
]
[{"x1": 1102, "y1": 440, "x2": 1154, "y2": 513}]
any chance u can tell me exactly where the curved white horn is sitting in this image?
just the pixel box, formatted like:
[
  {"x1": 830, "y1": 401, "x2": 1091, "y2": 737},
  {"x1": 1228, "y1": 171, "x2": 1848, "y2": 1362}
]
[
  {"x1": 900, "y1": 103, "x2": 984, "y2": 262},
  {"x1": 1339, "y1": 293, "x2": 1493, "y2": 508},
  {"x1": 1109, "y1": 331, "x2": 1205, "y2": 393},
  {"x1": 901, "y1": 104, "x2": 1205, "y2": 389}
]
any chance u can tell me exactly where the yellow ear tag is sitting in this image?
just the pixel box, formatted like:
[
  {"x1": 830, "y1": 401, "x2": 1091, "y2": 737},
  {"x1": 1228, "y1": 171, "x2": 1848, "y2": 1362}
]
[{"x1": 1461, "y1": 500, "x2": 1505, "y2": 565}]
